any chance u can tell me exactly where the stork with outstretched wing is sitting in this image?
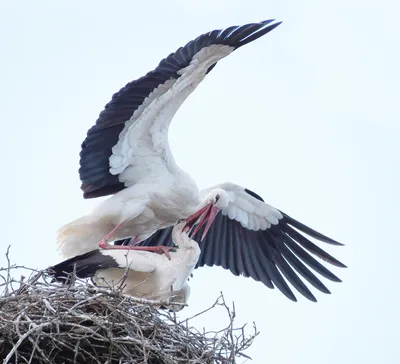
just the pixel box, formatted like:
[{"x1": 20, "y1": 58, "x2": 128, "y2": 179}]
[
  {"x1": 55, "y1": 19, "x2": 346, "y2": 302},
  {"x1": 57, "y1": 20, "x2": 282, "y2": 259}
]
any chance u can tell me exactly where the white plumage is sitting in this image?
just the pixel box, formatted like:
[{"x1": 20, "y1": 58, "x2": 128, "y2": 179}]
[
  {"x1": 94, "y1": 220, "x2": 200, "y2": 309},
  {"x1": 54, "y1": 20, "x2": 346, "y2": 303},
  {"x1": 57, "y1": 20, "x2": 281, "y2": 260},
  {"x1": 202, "y1": 183, "x2": 282, "y2": 230},
  {"x1": 51, "y1": 220, "x2": 200, "y2": 311}
]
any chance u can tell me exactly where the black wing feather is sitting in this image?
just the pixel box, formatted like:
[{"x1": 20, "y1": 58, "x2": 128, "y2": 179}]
[
  {"x1": 266, "y1": 229, "x2": 317, "y2": 301},
  {"x1": 231, "y1": 220, "x2": 246, "y2": 276},
  {"x1": 281, "y1": 234, "x2": 342, "y2": 282},
  {"x1": 240, "y1": 232, "x2": 261, "y2": 281},
  {"x1": 274, "y1": 237, "x2": 331, "y2": 294},
  {"x1": 274, "y1": 253, "x2": 316, "y2": 302},
  {"x1": 282, "y1": 224, "x2": 346, "y2": 267},
  {"x1": 47, "y1": 250, "x2": 119, "y2": 284},
  {"x1": 282, "y1": 212, "x2": 343, "y2": 246},
  {"x1": 115, "y1": 188, "x2": 345, "y2": 302}
]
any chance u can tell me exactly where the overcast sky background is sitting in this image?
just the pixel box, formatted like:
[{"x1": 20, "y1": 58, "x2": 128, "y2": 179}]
[{"x1": 1, "y1": 1, "x2": 399, "y2": 363}]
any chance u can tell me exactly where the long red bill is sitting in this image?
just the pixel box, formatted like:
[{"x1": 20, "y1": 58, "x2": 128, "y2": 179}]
[
  {"x1": 185, "y1": 203, "x2": 220, "y2": 241},
  {"x1": 183, "y1": 203, "x2": 212, "y2": 232},
  {"x1": 200, "y1": 205, "x2": 219, "y2": 241},
  {"x1": 188, "y1": 204, "x2": 212, "y2": 238}
]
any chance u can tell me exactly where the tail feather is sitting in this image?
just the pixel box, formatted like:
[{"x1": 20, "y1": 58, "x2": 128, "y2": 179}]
[{"x1": 56, "y1": 215, "x2": 113, "y2": 259}]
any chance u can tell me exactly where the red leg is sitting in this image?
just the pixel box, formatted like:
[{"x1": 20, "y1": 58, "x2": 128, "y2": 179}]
[
  {"x1": 98, "y1": 223, "x2": 173, "y2": 259},
  {"x1": 98, "y1": 223, "x2": 125, "y2": 250}
]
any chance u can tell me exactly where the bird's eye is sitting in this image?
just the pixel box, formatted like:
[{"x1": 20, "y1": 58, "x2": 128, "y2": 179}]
[
  {"x1": 177, "y1": 218, "x2": 185, "y2": 224},
  {"x1": 215, "y1": 194, "x2": 220, "y2": 203}
]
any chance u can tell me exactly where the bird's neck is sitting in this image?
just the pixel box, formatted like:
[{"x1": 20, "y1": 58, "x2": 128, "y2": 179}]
[{"x1": 173, "y1": 229, "x2": 199, "y2": 251}]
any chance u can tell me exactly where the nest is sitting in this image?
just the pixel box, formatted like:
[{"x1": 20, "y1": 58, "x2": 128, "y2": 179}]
[{"x1": 0, "y1": 251, "x2": 258, "y2": 364}]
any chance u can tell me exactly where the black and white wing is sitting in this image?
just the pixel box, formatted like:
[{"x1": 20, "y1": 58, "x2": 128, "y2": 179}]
[
  {"x1": 79, "y1": 20, "x2": 281, "y2": 198},
  {"x1": 120, "y1": 183, "x2": 346, "y2": 302}
]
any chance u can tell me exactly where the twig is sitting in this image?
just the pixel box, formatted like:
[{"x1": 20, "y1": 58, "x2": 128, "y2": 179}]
[
  {"x1": 179, "y1": 293, "x2": 222, "y2": 324},
  {"x1": 3, "y1": 323, "x2": 52, "y2": 364},
  {"x1": 4, "y1": 246, "x2": 11, "y2": 296},
  {"x1": 0, "y1": 256, "x2": 258, "y2": 364}
]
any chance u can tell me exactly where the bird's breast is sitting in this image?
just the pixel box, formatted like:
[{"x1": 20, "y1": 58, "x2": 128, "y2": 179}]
[{"x1": 147, "y1": 188, "x2": 199, "y2": 222}]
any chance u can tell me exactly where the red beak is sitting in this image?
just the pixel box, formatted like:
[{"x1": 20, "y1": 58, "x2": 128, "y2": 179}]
[{"x1": 184, "y1": 203, "x2": 220, "y2": 241}]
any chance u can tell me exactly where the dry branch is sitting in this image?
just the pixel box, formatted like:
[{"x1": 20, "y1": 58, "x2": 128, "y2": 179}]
[{"x1": 0, "y1": 257, "x2": 258, "y2": 364}]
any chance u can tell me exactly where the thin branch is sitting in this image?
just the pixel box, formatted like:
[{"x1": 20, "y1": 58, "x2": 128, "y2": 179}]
[
  {"x1": 0, "y1": 258, "x2": 258, "y2": 364},
  {"x1": 3, "y1": 323, "x2": 52, "y2": 364}
]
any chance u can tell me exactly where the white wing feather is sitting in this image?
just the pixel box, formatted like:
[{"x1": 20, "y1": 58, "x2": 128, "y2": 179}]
[
  {"x1": 201, "y1": 182, "x2": 283, "y2": 231},
  {"x1": 109, "y1": 45, "x2": 234, "y2": 186}
]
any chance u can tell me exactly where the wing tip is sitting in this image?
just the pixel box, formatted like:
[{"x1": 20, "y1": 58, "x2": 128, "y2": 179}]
[
  {"x1": 329, "y1": 275, "x2": 343, "y2": 283},
  {"x1": 271, "y1": 284, "x2": 298, "y2": 302},
  {"x1": 265, "y1": 20, "x2": 283, "y2": 29},
  {"x1": 235, "y1": 19, "x2": 282, "y2": 49},
  {"x1": 280, "y1": 211, "x2": 345, "y2": 247},
  {"x1": 259, "y1": 19, "x2": 283, "y2": 29},
  {"x1": 287, "y1": 289, "x2": 337, "y2": 303},
  {"x1": 320, "y1": 286, "x2": 332, "y2": 295},
  {"x1": 333, "y1": 261, "x2": 347, "y2": 269},
  {"x1": 308, "y1": 295, "x2": 318, "y2": 303}
]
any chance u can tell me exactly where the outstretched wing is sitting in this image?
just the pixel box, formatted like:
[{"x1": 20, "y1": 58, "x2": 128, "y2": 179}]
[
  {"x1": 119, "y1": 183, "x2": 346, "y2": 302},
  {"x1": 79, "y1": 20, "x2": 282, "y2": 198}
]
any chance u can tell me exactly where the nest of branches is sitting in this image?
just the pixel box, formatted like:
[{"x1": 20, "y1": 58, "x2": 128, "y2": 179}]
[{"x1": 0, "y1": 253, "x2": 258, "y2": 364}]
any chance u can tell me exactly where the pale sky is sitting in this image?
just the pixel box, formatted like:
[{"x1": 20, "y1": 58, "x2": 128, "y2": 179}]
[{"x1": 1, "y1": 1, "x2": 399, "y2": 363}]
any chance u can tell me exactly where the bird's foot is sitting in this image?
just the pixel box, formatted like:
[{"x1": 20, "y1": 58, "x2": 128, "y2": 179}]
[{"x1": 99, "y1": 240, "x2": 114, "y2": 249}]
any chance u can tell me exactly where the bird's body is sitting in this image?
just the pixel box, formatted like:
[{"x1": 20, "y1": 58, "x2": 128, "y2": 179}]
[
  {"x1": 57, "y1": 19, "x2": 282, "y2": 259},
  {"x1": 58, "y1": 176, "x2": 200, "y2": 258},
  {"x1": 51, "y1": 221, "x2": 200, "y2": 310},
  {"x1": 55, "y1": 19, "x2": 347, "y2": 303}
]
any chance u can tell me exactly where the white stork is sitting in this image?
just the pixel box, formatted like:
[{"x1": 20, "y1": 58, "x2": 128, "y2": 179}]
[
  {"x1": 55, "y1": 19, "x2": 347, "y2": 303},
  {"x1": 50, "y1": 219, "x2": 200, "y2": 311},
  {"x1": 57, "y1": 19, "x2": 282, "y2": 259}
]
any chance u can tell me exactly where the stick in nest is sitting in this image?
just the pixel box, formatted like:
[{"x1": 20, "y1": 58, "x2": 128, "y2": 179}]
[{"x1": 0, "y1": 262, "x2": 258, "y2": 364}]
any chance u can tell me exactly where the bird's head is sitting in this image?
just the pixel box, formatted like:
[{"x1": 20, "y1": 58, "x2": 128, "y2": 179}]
[
  {"x1": 207, "y1": 188, "x2": 230, "y2": 210},
  {"x1": 183, "y1": 188, "x2": 229, "y2": 241}
]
